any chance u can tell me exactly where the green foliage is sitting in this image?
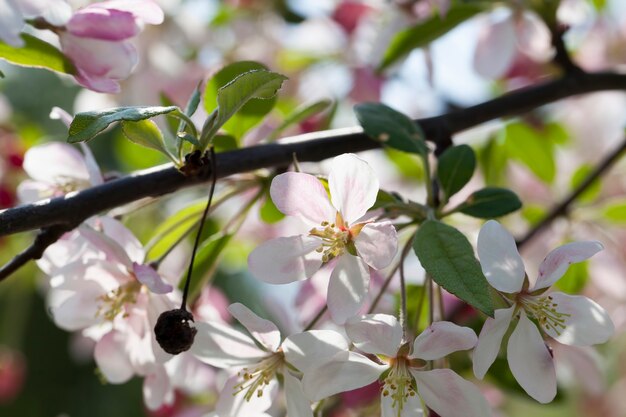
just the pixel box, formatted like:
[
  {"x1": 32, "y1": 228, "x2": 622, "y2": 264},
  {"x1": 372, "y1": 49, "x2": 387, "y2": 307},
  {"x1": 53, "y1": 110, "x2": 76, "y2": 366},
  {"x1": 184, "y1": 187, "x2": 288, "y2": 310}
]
[
  {"x1": 120, "y1": 119, "x2": 175, "y2": 161},
  {"x1": 600, "y1": 199, "x2": 626, "y2": 224},
  {"x1": 399, "y1": 284, "x2": 430, "y2": 332},
  {"x1": 0, "y1": 34, "x2": 75, "y2": 74},
  {"x1": 521, "y1": 204, "x2": 546, "y2": 224},
  {"x1": 384, "y1": 148, "x2": 426, "y2": 180},
  {"x1": 570, "y1": 164, "x2": 602, "y2": 203},
  {"x1": 354, "y1": 102, "x2": 428, "y2": 156},
  {"x1": 413, "y1": 220, "x2": 494, "y2": 316},
  {"x1": 202, "y1": 63, "x2": 287, "y2": 144},
  {"x1": 260, "y1": 194, "x2": 285, "y2": 224},
  {"x1": 437, "y1": 144, "x2": 476, "y2": 202},
  {"x1": 554, "y1": 261, "x2": 589, "y2": 294},
  {"x1": 458, "y1": 187, "x2": 522, "y2": 218},
  {"x1": 504, "y1": 122, "x2": 557, "y2": 184},
  {"x1": 378, "y1": 3, "x2": 485, "y2": 70},
  {"x1": 266, "y1": 99, "x2": 333, "y2": 141},
  {"x1": 182, "y1": 232, "x2": 234, "y2": 301},
  {"x1": 478, "y1": 136, "x2": 508, "y2": 185}
]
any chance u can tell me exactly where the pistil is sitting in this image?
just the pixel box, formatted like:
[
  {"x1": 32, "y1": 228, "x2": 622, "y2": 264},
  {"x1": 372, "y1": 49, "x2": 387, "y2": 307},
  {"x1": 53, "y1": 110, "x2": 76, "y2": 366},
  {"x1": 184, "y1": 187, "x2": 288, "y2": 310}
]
[{"x1": 234, "y1": 352, "x2": 284, "y2": 401}]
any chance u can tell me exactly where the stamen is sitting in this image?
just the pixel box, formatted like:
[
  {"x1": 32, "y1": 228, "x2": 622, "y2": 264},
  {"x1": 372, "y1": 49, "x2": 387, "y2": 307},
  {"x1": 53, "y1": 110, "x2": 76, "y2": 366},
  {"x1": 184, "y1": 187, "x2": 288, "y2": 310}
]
[
  {"x1": 519, "y1": 295, "x2": 571, "y2": 335},
  {"x1": 96, "y1": 281, "x2": 141, "y2": 321},
  {"x1": 233, "y1": 352, "x2": 284, "y2": 402},
  {"x1": 308, "y1": 214, "x2": 352, "y2": 263},
  {"x1": 382, "y1": 357, "x2": 416, "y2": 416}
]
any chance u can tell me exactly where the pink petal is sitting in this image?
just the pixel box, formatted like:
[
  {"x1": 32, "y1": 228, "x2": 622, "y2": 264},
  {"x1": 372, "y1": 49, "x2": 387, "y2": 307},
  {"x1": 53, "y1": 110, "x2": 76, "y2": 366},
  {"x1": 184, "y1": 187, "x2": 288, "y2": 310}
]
[
  {"x1": 517, "y1": 12, "x2": 553, "y2": 61},
  {"x1": 327, "y1": 254, "x2": 370, "y2": 324},
  {"x1": 282, "y1": 330, "x2": 350, "y2": 374},
  {"x1": 133, "y1": 262, "x2": 173, "y2": 294},
  {"x1": 270, "y1": 172, "x2": 335, "y2": 226},
  {"x1": 99, "y1": 216, "x2": 144, "y2": 264},
  {"x1": 473, "y1": 306, "x2": 515, "y2": 379},
  {"x1": 354, "y1": 221, "x2": 398, "y2": 270},
  {"x1": 302, "y1": 351, "x2": 385, "y2": 401},
  {"x1": 248, "y1": 235, "x2": 322, "y2": 284},
  {"x1": 344, "y1": 314, "x2": 402, "y2": 357},
  {"x1": 94, "y1": 331, "x2": 134, "y2": 383},
  {"x1": 78, "y1": 224, "x2": 133, "y2": 268},
  {"x1": 17, "y1": 180, "x2": 54, "y2": 203},
  {"x1": 533, "y1": 241, "x2": 604, "y2": 291},
  {"x1": 20, "y1": 0, "x2": 71, "y2": 25},
  {"x1": 92, "y1": 0, "x2": 165, "y2": 24},
  {"x1": 507, "y1": 312, "x2": 556, "y2": 403},
  {"x1": 477, "y1": 220, "x2": 526, "y2": 293},
  {"x1": 228, "y1": 303, "x2": 281, "y2": 352},
  {"x1": 0, "y1": 0, "x2": 24, "y2": 47},
  {"x1": 68, "y1": 8, "x2": 139, "y2": 41},
  {"x1": 473, "y1": 14, "x2": 517, "y2": 79},
  {"x1": 22, "y1": 142, "x2": 90, "y2": 183},
  {"x1": 143, "y1": 366, "x2": 174, "y2": 411},
  {"x1": 79, "y1": 143, "x2": 104, "y2": 185},
  {"x1": 411, "y1": 369, "x2": 491, "y2": 417},
  {"x1": 328, "y1": 153, "x2": 379, "y2": 225},
  {"x1": 50, "y1": 279, "x2": 108, "y2": 331},
  {"x1": 190, "y1": 321, "x2": 267, "y2": 368},
  {"x1": 410, "y1": 321, "x2": 477, "y2": 361},
  {"x1": 215, "y1": 374, "x2": 275, "y2": 417},
  {"x1": 284, "y1": 371, "x2": 314, "y2": 417},
  {"x1": 543, "y1": 292, "x2": 613, "y2": 346}
]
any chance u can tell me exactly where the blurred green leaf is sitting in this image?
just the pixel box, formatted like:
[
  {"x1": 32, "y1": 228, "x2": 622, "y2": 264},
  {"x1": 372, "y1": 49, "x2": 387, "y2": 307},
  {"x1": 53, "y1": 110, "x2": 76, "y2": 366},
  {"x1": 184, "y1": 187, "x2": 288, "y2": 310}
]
[
  {"x1": 203, "y1": 63, "x2": 287, "y2": 143},
  {"x1": 478, "y1": 136, "x2": 508, "y2": 186},
  {"x1": 182, "y1": 232, "x2": 234, "y2": 301},
  {"x1": 379, "y1": 3, "x2": 485, "y2": 70},
  {"x1": 0, "y1": 34, "x2": 75, "y2": 74},
  {"x1": 266, "y1": 99, "x2": 333, "y2": 141},
  {"x1": 213, "y1": 134, "x2": 238, "y2": 152},
  {"x1": 120, "y1": 119, "x2": 173, "y2": 159},
  {"x1": 385, "y1": 148, "x2": 426, "y2": 180},
  {"x1": 437, "y1": 144, "x2": 476, "y2": 202},
  {"x1": 400, "y1": 284, "x2": 430, "y2": 332},
  {"x1": 354, "y1": 102, "x2": 428, "y2": 156},
  {"x1": 68, "y1": 106, "x2": 183, "y2": 143},
  {"x1": 521, "y1": 204, "x2": 546, "y2": 224},
  {"x1": 589, "y1": 0, "x2": 607, "y2": 11},
  {"x1": 260, "y1": 194, "x2": 285, "y2": 224},
  {"x1": 600, "y1": 199, "x2": 626, "y2": 224},
  {"x1": 570, "y1": 164, "x2": 602, "y2": 203},
  {"x1": 414, "y1": 220, "x2": 494, "y2": 316},
  {"x1": 458, "y1": 187, "x2": 522, "y2": 218},
  {"x1": 554, "y1": 261, "x2": 589, "y2": 294},
  {"x1": 504, "y1": 122, "x2": 556, "y2": 184}
]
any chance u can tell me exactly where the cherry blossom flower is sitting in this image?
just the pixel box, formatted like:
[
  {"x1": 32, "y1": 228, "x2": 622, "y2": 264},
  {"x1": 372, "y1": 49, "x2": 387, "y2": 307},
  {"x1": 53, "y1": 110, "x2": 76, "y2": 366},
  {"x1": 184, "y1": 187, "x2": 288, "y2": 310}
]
[
  {"x1": 473, "y1": 220, "x2": 614, "y2": 403},
  {"x1": 0, "y1": 0, "x2": 71, "y2": 46},
  {"x1": 191, "y1": 303, "x2": 334, "y2": 417},
  {"x1": 284, "y1": 314, "x2": 489, "y2": 417},
  {"x1": 248, "y1": 153, "x2": 398, "y2": 324}
]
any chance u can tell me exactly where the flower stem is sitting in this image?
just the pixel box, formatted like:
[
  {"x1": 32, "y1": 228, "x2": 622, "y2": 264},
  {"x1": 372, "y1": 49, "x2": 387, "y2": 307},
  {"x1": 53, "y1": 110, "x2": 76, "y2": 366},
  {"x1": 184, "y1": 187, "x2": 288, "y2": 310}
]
[{"x1": 303, "y1": 305, "x2": 328, "y2": 331}]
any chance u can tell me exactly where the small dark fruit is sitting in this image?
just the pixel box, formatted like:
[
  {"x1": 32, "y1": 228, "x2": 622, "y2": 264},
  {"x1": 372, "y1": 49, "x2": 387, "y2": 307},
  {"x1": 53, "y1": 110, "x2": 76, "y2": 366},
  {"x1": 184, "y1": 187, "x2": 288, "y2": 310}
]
[{"x1": 154, "y1": 308, "x2": 197, "y2": 355}]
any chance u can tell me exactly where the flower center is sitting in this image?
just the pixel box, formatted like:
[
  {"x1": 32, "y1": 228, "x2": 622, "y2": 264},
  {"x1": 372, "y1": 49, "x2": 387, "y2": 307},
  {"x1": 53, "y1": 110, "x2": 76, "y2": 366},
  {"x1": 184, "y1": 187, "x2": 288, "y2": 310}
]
[
  {"x1": 382, "y1": 356, "x2": 417, "y2": 417},
  {"x1": 234, "y1": 352, "x2": 284, "y2": 401},
  {"x1": 309, "y1": 212, "x2": 353, "y2": 263},
  {"x1": 96, "y1": 281, "x2": 141, "y2": 321},
  {"x1": 518, "y1": 294, "x2": 571, "y2": 335}
]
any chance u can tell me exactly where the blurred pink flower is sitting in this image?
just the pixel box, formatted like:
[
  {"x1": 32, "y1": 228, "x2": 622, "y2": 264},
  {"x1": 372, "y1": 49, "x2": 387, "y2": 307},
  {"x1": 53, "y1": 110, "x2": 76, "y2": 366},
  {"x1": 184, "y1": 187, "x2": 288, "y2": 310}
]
[
  {"x1": 0, "y1": 0, "x2": 71, "y2": 46},
  {"x1": 0, "y1": 347, "x2": 26, "y2": 404}
]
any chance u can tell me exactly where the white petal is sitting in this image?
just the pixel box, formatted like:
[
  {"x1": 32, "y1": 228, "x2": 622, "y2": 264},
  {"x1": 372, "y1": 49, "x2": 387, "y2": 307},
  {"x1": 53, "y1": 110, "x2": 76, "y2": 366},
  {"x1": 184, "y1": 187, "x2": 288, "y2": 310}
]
[
  {"x1": 0, "y1": 0, "x2": 24, "y2": 47},
  {"x1": 284, "y1": 371, "x2": 314, "y2": 417},
  {"x1": 78, "y1": 224, "x2": 133, "y2": 269},
  {"x1": 344, "y1": 314, "x2": 402, "y2": 357},
  {"x1": 228, "y1": 303, "x2": 281, "y2": 352},
  {"x1": 477, "y1": 220, "x2": 526, "y2": 293},
  {"x1": 328, "y1": 153, "x2": 378, "y2": 225},
  {"x1": 327, "y1": 254, "x2": 370, "y2": 324},
  {"x1": 94, "y1": 331, "x2": 134, "y2": 383},
  {"x1": 473, "y1": 14, "x2": 516, "y2": 79},
  {"x1": 17, "y1": 180, "x2": 53, "y2": 203},
  {"x1": 517, "y1": 12, "x2": 553, "y2": 61},
  {"x1": 543, "y1": 292, "x2": 613, "y2": 346},
  {"x1": 143, "y1": 366, "x2": 174, "y2": 411},
  {"x1": 99, "y1": 216, "x2": 145, "y2": 264},
  {"x1": 22, "y1": 142, "x2": 90, "y2": 183},
  {"x1": 270, "y1": 172, "x2": 336, "y2": 226},
  {"x1": 190, "y1": 321, "x2": 267, "y2": 368},
  {"x1": 354, "y1": 221, "x2": 398, "y2": 270},
  {"x1": 79, "y1": 143, "x2": 104, "y2": 185},
  {"x1": 302, "y1": 351, "x2": 385, "y2": 401},
  {"x1": 215, "y1": 374, "x2": 275, "y2": 417},
  {"x1": 507, "y1": 313, "x2": 556, "y2": 403},
  {"x1": 282, "y1": 330, "x2": 350, "y2": 374},
  {"x1": 133, "y1": 263, "x2": 173, "y2": 294},
  {"x1": 381, "y1": 388, "x2": 424, "y2": 417},
  {"x1": 473, "y1": 306, "x2": 515, "y2": 379},
  {"x1": 533, "y1": 241, "x2": 604, "y2": 291},
  {"x1": 411, "y1": 321, "x2": 477, "y2": 361},
  {"x1": 248, "y1": 235, "x2": 323, "y2": 284},
  {"x1": 50, "y1": 279, "x2": 107, "y2": 331},
  {"x1": 411, "y1": 369, "x2": 492, "y2": 417}
]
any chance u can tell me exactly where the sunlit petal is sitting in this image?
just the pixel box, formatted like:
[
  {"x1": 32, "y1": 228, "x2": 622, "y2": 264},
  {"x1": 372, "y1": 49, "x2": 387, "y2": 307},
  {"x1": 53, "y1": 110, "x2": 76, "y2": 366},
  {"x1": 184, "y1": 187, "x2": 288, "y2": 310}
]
[
  {"x1": 345, "y1": 314, "x2": 402, "y2": 357},
  {"x1": 228, "y1": 303, "x2": 281, "y2": 352},
  {"x1": 327, "y1": 254, "x2": 370, "y2": 324},
  {"x1": 328, "y1": 154, "x2": 378, "y2": 225},
  {"x1": 473, "y1": 306, "x2": 515, "y2": 379},
  {"x1": 533, "y1": 241, "x2": 603, "y2": 291},
  {"x1": 477, "y1": 220, "x2": 526, "y2": 293},
  {"x1": 411, "y1": 321, "x2": 477, "y2": 361}
]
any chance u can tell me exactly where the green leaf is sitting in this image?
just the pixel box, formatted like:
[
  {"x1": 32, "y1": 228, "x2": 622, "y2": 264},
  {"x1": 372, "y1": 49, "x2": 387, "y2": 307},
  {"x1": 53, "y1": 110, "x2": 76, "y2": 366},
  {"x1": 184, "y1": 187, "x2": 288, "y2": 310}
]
[
  {"x1": 478, "y1": 136, "x2": 508, "y2": 186},
  {"x1": 600, "y1": 199, "x2": 626, "y2": 224},
  {"x1": 0, "y1": 34, "x2": 75, "y2": 74},
  {"x1": 413, "y1": 220, "x2": 494, "y2": 316},
  {"x1": 570, "y1": 164, "x2": 602, "y2": 203},
  {"x1": 554, "y1": 261, "x2": 589, "y2": 294},
  {"x1": 260, "y1": 195, "x2": 285, "y2": 224},
  {"x1": 354, "y1": 102, "x2": 428, "y2": 156},
  {"x1": 266, "y1": 99, "x2": 333, "y2": 141},
  {"x1": 202, "y1": 63, "x2": 287, "y2": 143},
  {"x1": 379, "y1": 4, "x2": 485, "y2": 70},
  {"x1": 68, "y1": 106, "x2": 182, "y2": 143},
  {"x1": 458, "y1": 187, "x2": 522, "y2": 218},
  {"x1": 213, "y1": 134, "x2": 238, "y2": 152},
  {"x1": 120, "y1": 120, "x2": 171, "y2": 157},
  {"x1": 182, "y1": 232, "x2": 233, "y2": 301},
  {"x1": 437, "y1": 144, "x2": 476, "y2": 202},
  {"x1": 504, "y1": 122, "x2": 556, "y2": 184}
]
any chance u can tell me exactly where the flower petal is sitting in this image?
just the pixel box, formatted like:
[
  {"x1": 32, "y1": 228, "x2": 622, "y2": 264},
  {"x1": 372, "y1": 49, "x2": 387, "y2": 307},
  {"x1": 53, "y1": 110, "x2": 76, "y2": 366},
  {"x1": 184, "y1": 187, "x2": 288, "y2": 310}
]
[
  {"x1": 228, "y1": 303, "x2": 281, "y2": 352},
  {"x1": 248, "y1": 235, "x2": 323, "y2": 284},
  {"x1": 0, "y1": 0, "x2": 24, "y2": 47},
  {"x1": 344, "y1": 314, "x2": 402, "y2": 357},
  {"x1": 22, "y1": 142, "x2": 90, "y2": 183},
  {"x1": 411, "y1": 321, "x2": 477, "y2": 361},
  {"x1": 473, "y1": 14, "x2": 516, "y2": 79},
  {"x1": 302, "y1": 351, "x2": 385, "y2": 401},
  {"x1": 473, "y1": 306, "x2": 515, "y2": 379},
  {"x1": 411, "y1": 369, "x2": 492, "y2": 417},
  {"x1": 270, "y1": 172, "x2": 336, "y2": 226},
  {"x1": 282, "y1": 330, "x2": 350, "y2": 374},
  {"x1": 533, "y1": 241, "x2": 604, "y2": 291},
  {"x1": 191, "y1": 321, "x2": 267, "y2": 368},
  {"x1": 329, "y1": 153, "x2": 378, "y2": 225},
  {"x1": 133, "y1": 262, "x2": 173, "y2": 294},
  {"x1": 284, "y1": 371, "x2": 314, "y2": 417},
  {"x1": 99, "y1": 216, "x2": 145, "y2": 264},
  {"x1": 477, "y1": 220, "x2": 526, "y2": 293},
  {"x1": 143, "y1": 366, "x2": 174, "y2": 411},
  {"x1": 354, "y1": 221, "x2": 398, "y2": 270},
  {"x1": 67, "y1": 8, "x2": 139, "y2": 41},
  {"x1": 91, "y1": 0, "x2": 165, "y2": 24},
  {"x1": 543, "y1": 292, "x2": 613, "y2": 346},
  {"x1": 327, "y1": 254, "x2": 370, "y2": 324},
  {"x1": 94, "y1": 330, "x2": 134, "y2": 383},
  {"x1": 507, "y1": 312, "x2": 556, "y2": 403}
]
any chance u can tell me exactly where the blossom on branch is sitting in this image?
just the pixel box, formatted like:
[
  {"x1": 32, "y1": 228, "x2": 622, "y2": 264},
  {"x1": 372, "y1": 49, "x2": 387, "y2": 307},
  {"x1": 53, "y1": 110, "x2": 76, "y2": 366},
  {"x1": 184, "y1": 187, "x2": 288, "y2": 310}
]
[
  {"x1": 248, "y1": 153, "x2": 398, "y2": 324},
  {"x1": 473, "y1": 220, "x2": 614, "y2": 403}
]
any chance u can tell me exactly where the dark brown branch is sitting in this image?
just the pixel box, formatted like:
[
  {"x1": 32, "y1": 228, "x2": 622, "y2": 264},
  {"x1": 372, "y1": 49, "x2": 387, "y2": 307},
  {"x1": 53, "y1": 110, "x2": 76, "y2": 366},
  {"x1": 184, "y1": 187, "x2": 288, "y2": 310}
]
[
  {"x1": 517, "y1": 136, "x2": 626, "y2": 248},
  {"x1": 551, "y1": 24, "x2": 583, "y2": 75}
]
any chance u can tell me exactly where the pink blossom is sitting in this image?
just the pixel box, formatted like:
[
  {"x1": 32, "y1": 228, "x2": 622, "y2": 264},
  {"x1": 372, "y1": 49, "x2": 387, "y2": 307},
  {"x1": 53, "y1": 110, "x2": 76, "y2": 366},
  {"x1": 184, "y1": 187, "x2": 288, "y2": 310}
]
[
  {"x1": 0, "y1": 0, "x2": 71, "y2": 46},
  {"x1": 248, "y1": 153, "x2": 398, "y2": 324}
]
